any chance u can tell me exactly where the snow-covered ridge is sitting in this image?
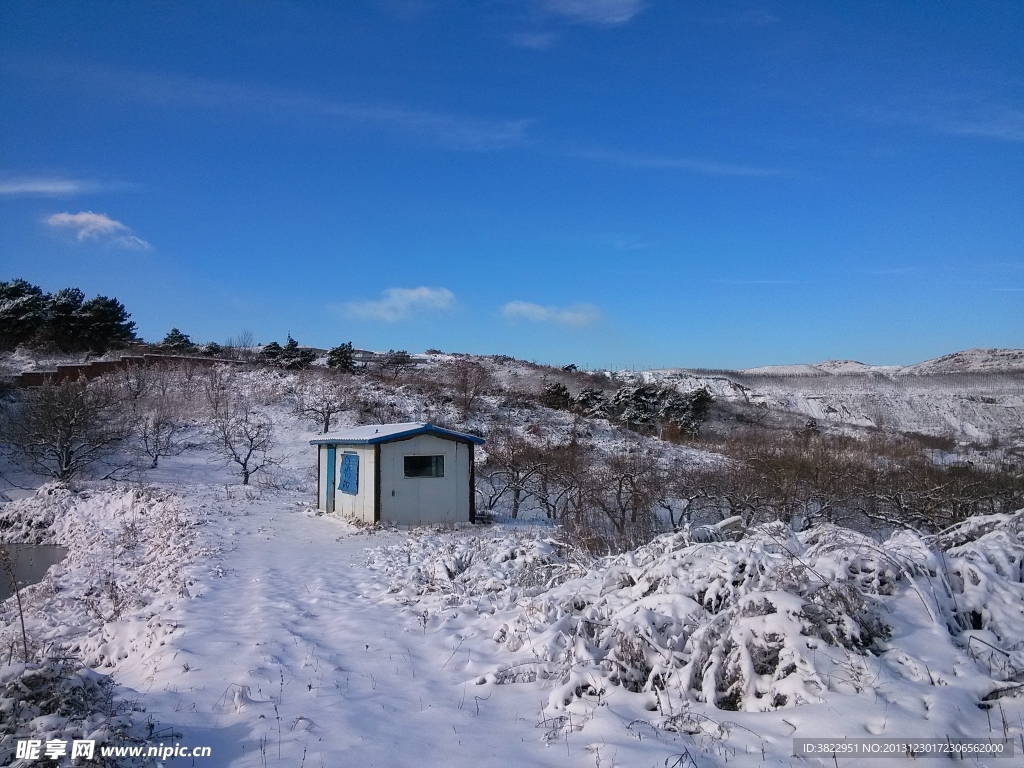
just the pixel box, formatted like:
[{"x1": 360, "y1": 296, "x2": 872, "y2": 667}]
[
  {"x1": 736, "y1": 348, "x2": 1024, "y2": 377},
  {"x1": 630, "y1": 350, "x2": 1024, "y2": 442}
]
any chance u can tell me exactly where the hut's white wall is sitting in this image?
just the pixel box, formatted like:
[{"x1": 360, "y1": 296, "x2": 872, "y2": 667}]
[
  {"x1": 333, "y1": 445, "x2": 376, "y2": 523},
  {"x1": 317, "y1": 445, "x2": 328, "y2": 510},
  {"x1": 379, "y1": 435, "x2": 471, "y2": 524}
]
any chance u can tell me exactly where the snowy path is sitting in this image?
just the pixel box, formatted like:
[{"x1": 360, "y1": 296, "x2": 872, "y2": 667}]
[{"x1": 116, "y1": 491, "x2": 589, "y2": 768}]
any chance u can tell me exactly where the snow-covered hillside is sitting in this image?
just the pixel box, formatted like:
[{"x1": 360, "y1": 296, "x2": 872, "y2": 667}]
[{"x1": 631, "y1": 349, "x2": 1024, "y2": 444}]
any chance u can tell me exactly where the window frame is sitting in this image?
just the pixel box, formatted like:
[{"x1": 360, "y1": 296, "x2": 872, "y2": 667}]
[{"x1": 403, "y1": 454, "x2": 445, "y2": 479}]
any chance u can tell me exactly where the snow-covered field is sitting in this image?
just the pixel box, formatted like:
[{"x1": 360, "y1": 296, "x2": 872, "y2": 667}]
[
  {"x1": 1, "y1": 350, "x2": 1023, "y2": 766},
  {"x1": 1, "y1": 478, "x2": 1023, "y2": 766}
]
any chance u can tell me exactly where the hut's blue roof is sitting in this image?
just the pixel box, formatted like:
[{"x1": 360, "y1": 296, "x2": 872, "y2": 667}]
[{"x1": 309, "y1": 422, "x2": 485, "y2": 446}]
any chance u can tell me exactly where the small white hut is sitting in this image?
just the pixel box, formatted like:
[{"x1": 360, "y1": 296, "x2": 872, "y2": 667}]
[{"x1": 310, "y1": 423, "x2": 485, "y2": 525}]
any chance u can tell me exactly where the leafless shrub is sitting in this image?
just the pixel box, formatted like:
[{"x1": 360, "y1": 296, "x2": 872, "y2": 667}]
[
  {"x1": 207, "y1": 387, "x2": 280, "y2": 485},
  {"x1": 358, "y1": 389, "x2": 407, "y2": 424},
  {"x1": 477, "y1": 428, "x2": 547, "y2": 518},
  {"x1": 0, "y1": 654, "x2": 159, "y2": 767},
  {"x1": 0, "y1": 544, "x2": 30, "y2": 662},
  {"x1": 442, "y1": 359, "x2": 494, "y2": 417},
  {"x1": 292, "y1": 370, "x2": 355, "y2": 433},
  {"x1": 680, "y1": 430, "x2": 1024, "y2": 532},
  {"x1": 0, "y1": 378, "x2": 132, "y2": 480},
  {"x1": 374, "y1": 350, "x2": 415, "y2": 382}
]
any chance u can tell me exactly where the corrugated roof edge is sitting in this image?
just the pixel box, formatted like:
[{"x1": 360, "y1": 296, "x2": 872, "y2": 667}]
[{"x1": 309, "y1": 422, "x2": 485, "y2": 446}]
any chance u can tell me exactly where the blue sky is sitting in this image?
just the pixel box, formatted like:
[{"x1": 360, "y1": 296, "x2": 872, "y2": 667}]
[{"x1": 1, "y1": 1, "x2": 1021, "y2": 369}]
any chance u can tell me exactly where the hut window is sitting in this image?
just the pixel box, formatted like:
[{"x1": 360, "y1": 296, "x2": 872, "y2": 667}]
[
  {"x1": 339, "y1": 452, "x2": 359, "y2": 494},
  {"x1": 404, "y1": 455, "x2": 444, "y2": 478}
]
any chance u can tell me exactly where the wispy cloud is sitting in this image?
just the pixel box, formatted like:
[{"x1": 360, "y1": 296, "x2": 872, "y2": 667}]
[
  {"x1": 606, "y1": 237, "x2": 654, "y2": 251},
  {"x1": 0, "y1": 177, "x2": 137, "y2": 196},
  {"x1": 543, "y1": 0, "x2": 647, "y2": 26},
  {"x1": 714, "y1": 279, "x2": 796, "y2": 285},
  {"x1": 502, "y1": 300, "x2": 601, "y2": 327},
  {"x1": 869, "y1": 100, "x2": 1024, "y2": 143},
  {"x1": 509, "y1": 31, "x2": 560, "y2": 49},
  {"x1": 571, "y1": 148, "x2": 788, "y2": 177},
  {"x1": 45, "y1": 63, "x2": 530, "y2": 151},
  {"x1": 45, "y1": 211, "x2": 151, "y2": 249},
  {"x1": 342, "y1": 287, "x2": 455, "y2": 322},
  {"x1": 930, "y1": 106, "x2": 1024, "y2": 142}
]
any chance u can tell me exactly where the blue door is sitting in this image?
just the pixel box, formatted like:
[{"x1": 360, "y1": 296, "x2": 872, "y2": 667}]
[
  {"x1": 339, "y1": 453, "x2": 359, "y2": 495},
  {"x1": 325, "y1": 446, "x2": 336, "y2": 512}
]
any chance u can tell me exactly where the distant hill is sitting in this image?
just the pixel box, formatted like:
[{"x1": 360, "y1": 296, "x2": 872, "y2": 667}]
[{"x1": 740, "y1": 348, "x2": 1024, "y2": 377}]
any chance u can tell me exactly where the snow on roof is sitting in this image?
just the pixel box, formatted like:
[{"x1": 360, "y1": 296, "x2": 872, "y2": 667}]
[{"x1": 309, "y1": 422, "x2": 485, "y2": 446}]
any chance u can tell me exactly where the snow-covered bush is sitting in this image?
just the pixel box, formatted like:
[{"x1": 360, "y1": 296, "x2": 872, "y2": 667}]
[
  {"x1": 0, "y1": 657, "x2": 158, "y2": 767},
  {"x1": 370, "y1": 509, "x2": 1024, "y2": 721}
]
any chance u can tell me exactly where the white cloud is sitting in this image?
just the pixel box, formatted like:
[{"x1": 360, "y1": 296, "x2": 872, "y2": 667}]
[
  {"x1": 502, "y1": 300, "x2": 601, "y2": 327},
  {"x1": 509, "y1": 31, "x2": 560, "y2": 48},
  {"x1": 544, "y1": 0, "x2": 646, "y2": 26},
  {"x1": 45, "y1": 211, "x2": 151, "y2": 249},
  {"x1": 342, "y1": 287, "x2": 455, "y2": 322},
  {"x1": 867, "y1": 100, "x2": 1024, "y2": 143},
  {"x1": 0, "y1": 177, "x2": 139, "y2": 196},
  {"x1": 572, "y1": 148, "x2": 788, "y2": 176},
  {"x1": 1, "y1": 178, "x2": 89, "y2": 196},
  {"x1": 48, "y1": 63, "x2": 530, "y2": 152}
]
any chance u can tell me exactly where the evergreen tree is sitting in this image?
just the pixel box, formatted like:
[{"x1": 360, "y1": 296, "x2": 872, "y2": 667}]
[
  {"x1": 0, "y1": 279, "x2": 46, "y2": 351},
  {"x1": 611, "y1": 384, "x2": 662, "y2": 428},
  {"x1": 540, "y1": 381, "x2": 571, "y2": 410},
  {"x1": 260, "y1": 341, "x2": 283, "y2": 361},
  {"x1": 39, "y1": 288, "x2": 86, "y2": 351},
  {"x1": 261, "y1": 336, "x2": 316, "y2": 368},
  {"x1": 78, "y1": 295, "x2": 136, "y2": 354},
  {"x1": 327, "y1": 342, "x2": 356, "y2": 371},
  {"x1": 280, "y1": 335, "x2": 316, "y2": 368},
  {"x1": 0, "y1": 280, "x2": 136, "y2": 354},
  {"x1": 686, "y1": 387, "x2": 714, "y2": 423},
  {"x1": 571, "y1": 387, "x2": 611, "y2": 418},
  {"x1": 161, "y1": 328, "x2": 195, "y2": 351}
]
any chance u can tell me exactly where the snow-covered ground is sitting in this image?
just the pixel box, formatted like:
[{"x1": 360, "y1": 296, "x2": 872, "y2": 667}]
[
  {"x1": 1, "y1": 351, "x2": 1023, "y2": 766},
  {"x1": 2, "y1": 479, "x2": 1023, "y2": 766}
]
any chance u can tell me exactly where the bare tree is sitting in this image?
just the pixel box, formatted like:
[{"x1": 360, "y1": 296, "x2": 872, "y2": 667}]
[
  {"x1": 376, "y1": 350, "x2": 414, "y2": 382},
  {"x1": 358, "y1": 388, "x2": 407, "y2": 424},
  {"x1": 592, "y1": 444, "x2": 667, "y2": 546},
  {"x1": 443, "y1": 359, "x2": 493, "y2": 418},
  {"x1": 209, "y1": 394, "x2": 279, "y2": 485},
  {"x1": 479, "y1": 429, "x2": 546, "y2": 518},
  {"x1": 292, "y1": 371, "x2": 354, "y2": 433},
  {"x1": 0, "y1": 378, "x2": 131, "y2": 480},
  {"x1": 136, "y1": 397, "x2": 191, "y2": 469},
  {"x1": 224, "y1": 330, "x2": 256, "y2": 361}
]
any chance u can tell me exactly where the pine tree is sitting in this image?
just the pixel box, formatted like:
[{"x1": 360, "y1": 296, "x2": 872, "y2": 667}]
[
  {"x1": 571, "y1": 387, "x2": 611, "y2": 418},
  {"x1": 78, "y1": 295, "x2": 136, "y2": 354},
  {"x1": 540, "y1": 381, "x2": 571, "y2": 410},
  {"x1": 38, "y1": 288, "x2": 86, "y2": 351},
  {"x1": 161, "y1": 328, "x2": 195, "y2": 351},
  {"x1": 0, "y1": 280, "x2": 135, "y2": 354},
  {"x1": 611, "y1": 385, "x2": 662, "y2": 428},
  {"x1": 261, "y1": 341, "x2": 283, "y2": 361},
  {"x1": 0, "y1": 279, "x2": 46, "y2": 351},
  {"x1": 262, "y1": 336, "x2": 316, "y2": 368},
  {"x1": 327, "y1": 342, "x2": 355, "y2": 371}
]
